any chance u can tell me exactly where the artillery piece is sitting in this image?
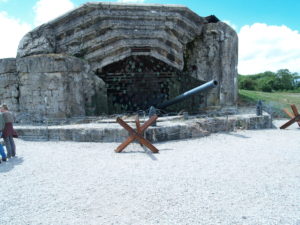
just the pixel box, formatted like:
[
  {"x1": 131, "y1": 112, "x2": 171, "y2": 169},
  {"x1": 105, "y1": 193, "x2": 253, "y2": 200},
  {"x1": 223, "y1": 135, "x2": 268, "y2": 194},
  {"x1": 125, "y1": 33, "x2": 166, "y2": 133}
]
[{"x1": 149, "y1": 79, "x2": 218, "y2": 117}]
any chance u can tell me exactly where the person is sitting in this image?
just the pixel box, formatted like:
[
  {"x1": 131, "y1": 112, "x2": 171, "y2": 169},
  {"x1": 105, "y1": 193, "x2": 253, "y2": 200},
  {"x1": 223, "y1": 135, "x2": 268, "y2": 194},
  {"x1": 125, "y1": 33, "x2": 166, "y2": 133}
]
[
  {"x1": 0, "y1": 112, "x2": 7, "y2": 162},
  {"x1": 0, "y1": 104, "x2": 17, "y2": 158}
]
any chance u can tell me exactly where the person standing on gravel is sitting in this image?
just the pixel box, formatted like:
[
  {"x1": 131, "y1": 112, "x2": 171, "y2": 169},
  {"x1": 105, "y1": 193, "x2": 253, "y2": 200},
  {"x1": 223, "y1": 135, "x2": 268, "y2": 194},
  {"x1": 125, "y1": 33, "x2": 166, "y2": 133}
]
[
  {"x1": 0, "y1": 112, "x2": 7, "y2": 162},
  {"x1": 0, "y1": 104, "x2": 17, "y2": 158}
]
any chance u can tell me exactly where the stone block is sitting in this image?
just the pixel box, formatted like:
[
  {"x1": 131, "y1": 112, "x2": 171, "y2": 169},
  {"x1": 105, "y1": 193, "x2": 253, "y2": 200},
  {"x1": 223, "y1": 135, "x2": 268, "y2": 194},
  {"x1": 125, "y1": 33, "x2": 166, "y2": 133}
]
[
  {"x1": 16, "y1": 54, "x2": 86, "y2": 73},
  {"x1": 0, "y1": 58, "x2": 16, "y2": 74}
]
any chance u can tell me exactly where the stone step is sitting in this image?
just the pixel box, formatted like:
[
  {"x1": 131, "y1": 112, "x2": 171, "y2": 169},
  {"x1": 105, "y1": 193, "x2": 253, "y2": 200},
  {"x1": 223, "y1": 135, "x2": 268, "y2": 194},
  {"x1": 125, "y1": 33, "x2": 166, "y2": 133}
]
[
  {"x1": 15, "y1": 114, "x2": 273, "y2": 143},
  {"x1": 19, "y1": 135, "x2": 49, "y2": 142}
]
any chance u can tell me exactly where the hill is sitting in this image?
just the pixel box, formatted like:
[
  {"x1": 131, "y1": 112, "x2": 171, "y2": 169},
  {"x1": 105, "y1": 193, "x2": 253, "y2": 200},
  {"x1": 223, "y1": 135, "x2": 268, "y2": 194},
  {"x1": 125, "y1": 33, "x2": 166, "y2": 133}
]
[{"x1": 238, "y1": 90, "x2": 300, "y2": 118}]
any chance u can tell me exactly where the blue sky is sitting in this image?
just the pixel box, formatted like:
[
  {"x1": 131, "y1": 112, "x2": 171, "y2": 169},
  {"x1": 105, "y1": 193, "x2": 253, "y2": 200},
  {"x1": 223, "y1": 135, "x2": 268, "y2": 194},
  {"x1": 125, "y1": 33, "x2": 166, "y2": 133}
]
[{"x1": 1, "y1": 0, "x2": 299, "y2": 74}]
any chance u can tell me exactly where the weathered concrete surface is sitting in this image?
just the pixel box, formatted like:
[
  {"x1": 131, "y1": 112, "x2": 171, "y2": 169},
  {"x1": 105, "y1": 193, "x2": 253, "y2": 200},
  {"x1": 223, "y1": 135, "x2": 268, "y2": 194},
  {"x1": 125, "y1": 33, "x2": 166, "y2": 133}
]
[
  {"x1": 0, "y1": 3, "x2": 238, "y2": 120},
  {"x1": 185, "y1": 22, "x2": 238, "y2": 107},
  {"x1": 17, "y1": 3, "x2": 206, "y2": 71},
  {"x1": 17, "y1": 54, "x2": 107, "y2": 119},
  {"x1": 0, "y1": 58, "x2": 19, "y2": 112},
  {"x1": 3, "y1": 54, "x2": 107, "y2": 121},
  {"x1": 15, "y1": 113, "x2": 272, "y2": 142}
]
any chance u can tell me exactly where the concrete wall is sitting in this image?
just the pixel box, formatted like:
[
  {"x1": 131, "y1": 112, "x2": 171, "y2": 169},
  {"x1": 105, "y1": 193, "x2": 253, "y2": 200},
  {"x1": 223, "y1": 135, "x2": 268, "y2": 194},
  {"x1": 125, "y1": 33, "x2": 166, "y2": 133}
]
[
  {"x1": 0, "y1": 55, "x2": 107, "y2": 122},
  {"x1": 0, "y1": 58, "x2": 19, "y2": 112}
]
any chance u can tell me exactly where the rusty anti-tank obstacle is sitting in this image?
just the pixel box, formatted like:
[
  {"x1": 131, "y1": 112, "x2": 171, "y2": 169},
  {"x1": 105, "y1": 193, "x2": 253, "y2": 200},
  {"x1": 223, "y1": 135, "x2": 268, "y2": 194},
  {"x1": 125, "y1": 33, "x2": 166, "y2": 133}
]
[
  {"x1": 115, "y1": 115, "x2": 159, "y2": 153},
  {"x1": 280, "y1": 104, "x2": 300, "y2": 129}
]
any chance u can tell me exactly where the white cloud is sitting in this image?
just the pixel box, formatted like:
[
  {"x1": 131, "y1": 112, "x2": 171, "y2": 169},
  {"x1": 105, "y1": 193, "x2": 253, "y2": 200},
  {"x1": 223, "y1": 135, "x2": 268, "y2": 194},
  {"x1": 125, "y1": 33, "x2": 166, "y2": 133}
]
[
  {"x1": 33, "y1": 0, "x2": 75, "y2": 26},
  {"x1": 0, "y1": 11, "x2": 32, "y2": 58},
  {"x1": 238, "y1": 23, "x2": 300, "y2": 74},
  {"x1": 117, "y1": 0, "x2": 145, "y2": 3}
]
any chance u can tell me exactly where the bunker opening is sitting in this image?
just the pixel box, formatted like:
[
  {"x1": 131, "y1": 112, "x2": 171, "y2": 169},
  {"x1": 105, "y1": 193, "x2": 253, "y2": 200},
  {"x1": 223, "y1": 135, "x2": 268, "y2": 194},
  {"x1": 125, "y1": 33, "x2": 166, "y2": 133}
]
[{"x1": 96, "y1": 55, "x2": 207, "y2": 114}]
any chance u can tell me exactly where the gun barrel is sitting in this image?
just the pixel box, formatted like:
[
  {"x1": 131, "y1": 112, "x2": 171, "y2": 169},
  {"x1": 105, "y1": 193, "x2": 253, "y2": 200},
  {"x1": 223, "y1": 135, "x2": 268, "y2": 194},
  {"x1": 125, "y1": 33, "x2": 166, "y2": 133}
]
[{"x1": 157, "y1": 79, "x2": 218, "y2": 109}]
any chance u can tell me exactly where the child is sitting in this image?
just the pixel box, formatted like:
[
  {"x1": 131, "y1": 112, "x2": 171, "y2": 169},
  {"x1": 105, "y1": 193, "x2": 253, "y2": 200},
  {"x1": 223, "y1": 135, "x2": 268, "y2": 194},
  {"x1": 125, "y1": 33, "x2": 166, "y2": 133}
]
[{"x1": 0, "y1": 132, "x2": 7, "y2": 162}]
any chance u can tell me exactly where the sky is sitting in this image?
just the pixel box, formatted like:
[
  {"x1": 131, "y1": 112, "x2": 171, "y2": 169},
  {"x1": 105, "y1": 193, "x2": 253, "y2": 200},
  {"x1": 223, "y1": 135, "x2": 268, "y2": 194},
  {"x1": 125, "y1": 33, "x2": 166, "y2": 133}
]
[{"x1": 0, "y1": 0, "x2": 299, "y2": 75}]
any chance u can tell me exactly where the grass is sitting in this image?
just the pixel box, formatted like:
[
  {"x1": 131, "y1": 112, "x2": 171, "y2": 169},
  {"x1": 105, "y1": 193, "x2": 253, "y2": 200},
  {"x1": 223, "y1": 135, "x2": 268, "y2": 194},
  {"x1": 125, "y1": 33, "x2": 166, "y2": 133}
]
[{"x1": 239, "y1": 89, "x2": 300, "y2": 117}]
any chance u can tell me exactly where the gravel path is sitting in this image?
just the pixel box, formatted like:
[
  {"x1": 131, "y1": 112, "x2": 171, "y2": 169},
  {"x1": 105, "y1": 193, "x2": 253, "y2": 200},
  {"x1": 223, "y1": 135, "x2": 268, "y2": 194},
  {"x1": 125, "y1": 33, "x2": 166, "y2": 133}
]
[{"x1": 0, "y1": 120, "x2": 299, "y2": 225}]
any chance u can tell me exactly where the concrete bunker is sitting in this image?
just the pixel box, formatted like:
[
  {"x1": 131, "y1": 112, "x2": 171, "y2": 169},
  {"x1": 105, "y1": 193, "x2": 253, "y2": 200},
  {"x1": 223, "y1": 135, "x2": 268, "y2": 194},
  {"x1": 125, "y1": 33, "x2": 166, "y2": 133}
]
[{"x1": 0, "y1": 2, "x2": 238, "y2": 121}]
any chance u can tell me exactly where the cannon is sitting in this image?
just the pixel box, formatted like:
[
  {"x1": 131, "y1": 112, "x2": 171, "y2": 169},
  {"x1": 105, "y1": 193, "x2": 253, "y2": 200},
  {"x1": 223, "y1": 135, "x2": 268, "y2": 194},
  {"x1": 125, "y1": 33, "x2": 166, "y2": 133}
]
[{"x1": 149, "y1": 79, "x2": 218, "y2": 117}]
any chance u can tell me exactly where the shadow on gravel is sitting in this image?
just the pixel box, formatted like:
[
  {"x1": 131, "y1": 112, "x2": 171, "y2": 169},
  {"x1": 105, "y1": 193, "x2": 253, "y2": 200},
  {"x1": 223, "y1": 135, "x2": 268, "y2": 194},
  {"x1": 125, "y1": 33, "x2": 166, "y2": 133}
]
[
  {"x1": 225, "y1": 132, "x2": 251, "y2": 139},
  {"x1": 141, "y1": 147, "x2": 175, "y2": 161},
  {"x1": 143, "y1": 149, "x2": 158, "y2": 161},
  {"x1": 0, "y1": 156, "x2": 24, "y2": 173},
  {"x1": 120, "y1": 146, "x2": 159, "y2": 161},
  {"x1": 115, "y1": 145, "x2": 174, "y2": 161}
]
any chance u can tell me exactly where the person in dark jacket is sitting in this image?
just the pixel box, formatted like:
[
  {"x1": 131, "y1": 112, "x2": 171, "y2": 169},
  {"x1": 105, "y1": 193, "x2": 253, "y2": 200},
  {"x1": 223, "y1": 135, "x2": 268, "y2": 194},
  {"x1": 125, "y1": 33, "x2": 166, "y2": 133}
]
[{"x1": 0, "y1": 104, "x2": 16, "y2": 158}]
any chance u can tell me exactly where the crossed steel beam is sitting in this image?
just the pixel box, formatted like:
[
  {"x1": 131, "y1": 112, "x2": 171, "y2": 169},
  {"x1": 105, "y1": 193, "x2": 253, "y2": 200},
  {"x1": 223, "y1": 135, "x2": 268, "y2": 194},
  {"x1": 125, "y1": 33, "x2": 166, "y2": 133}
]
[
  {"x1": 115, "y1": 115, "x2": 159, "y2": 153},
  {"x1": 280, "y1": 104, "x2": 300, "y2": 129}
]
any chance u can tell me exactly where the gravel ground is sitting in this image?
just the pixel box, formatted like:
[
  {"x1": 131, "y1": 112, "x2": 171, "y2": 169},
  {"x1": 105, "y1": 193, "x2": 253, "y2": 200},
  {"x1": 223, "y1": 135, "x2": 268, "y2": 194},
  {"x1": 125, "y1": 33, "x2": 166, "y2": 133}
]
[{"x1": 0, "y1": 120, "x2": 299, "y2": 225}]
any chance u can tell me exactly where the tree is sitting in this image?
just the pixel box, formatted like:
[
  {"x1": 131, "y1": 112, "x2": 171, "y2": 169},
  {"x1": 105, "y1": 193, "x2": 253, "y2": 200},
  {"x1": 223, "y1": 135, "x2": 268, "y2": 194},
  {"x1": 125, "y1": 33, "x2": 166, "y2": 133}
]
[
  {"x1": 239, "y1": 69, "x2": 299, "y2": 92},
  {"x1": 238, "y1": 76, "x2": 257, "y2": 90},
  {"x1": 273, "y1": 69, "x2": 295, "y2": 91}
]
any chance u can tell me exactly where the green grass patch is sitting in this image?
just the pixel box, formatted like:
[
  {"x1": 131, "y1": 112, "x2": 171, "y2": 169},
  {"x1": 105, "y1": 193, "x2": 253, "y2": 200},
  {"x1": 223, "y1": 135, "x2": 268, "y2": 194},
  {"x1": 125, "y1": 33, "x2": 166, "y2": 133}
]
[{"x1": 239, "y1": 89, "x2": 300, "y2": 117}]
